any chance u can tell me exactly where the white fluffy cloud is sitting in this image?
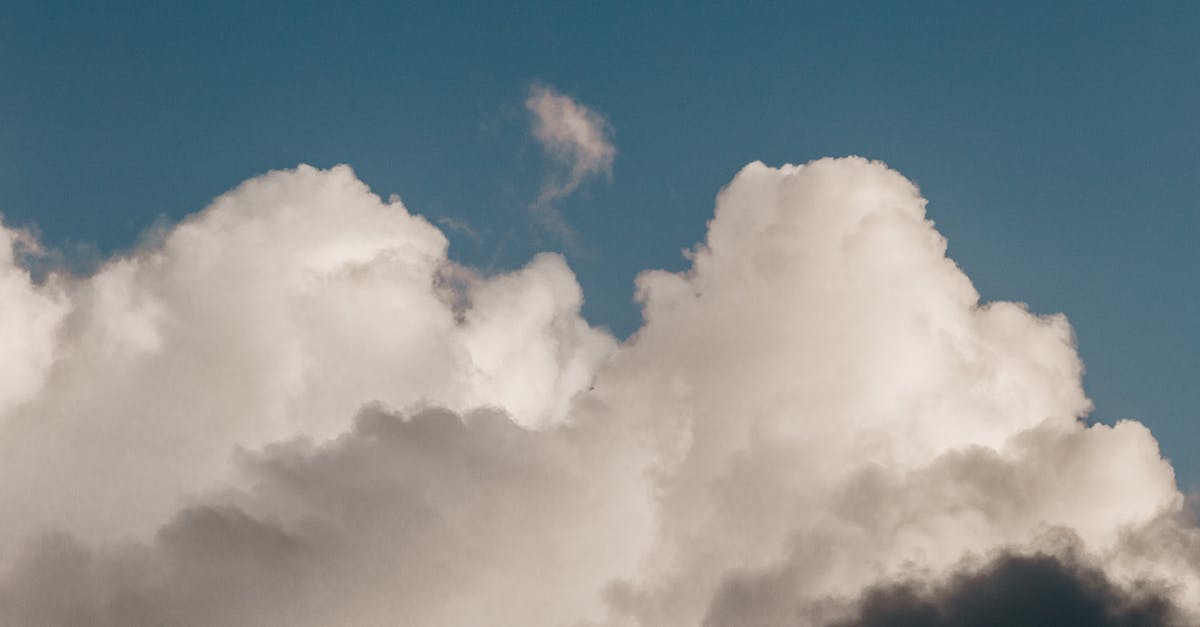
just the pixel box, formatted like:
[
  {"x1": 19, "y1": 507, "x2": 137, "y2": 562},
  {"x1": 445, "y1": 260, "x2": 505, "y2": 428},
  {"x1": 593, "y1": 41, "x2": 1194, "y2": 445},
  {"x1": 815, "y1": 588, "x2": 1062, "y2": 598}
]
[
  {"x1": 0, "y1": 165, "x2": 614, "y2": 548},
  {"x1": 0, "y1": 157, "x2": 1196, "y2": 626},
  {"x1": 0, "y1": 227, "x2": 67, "y2": 416}
]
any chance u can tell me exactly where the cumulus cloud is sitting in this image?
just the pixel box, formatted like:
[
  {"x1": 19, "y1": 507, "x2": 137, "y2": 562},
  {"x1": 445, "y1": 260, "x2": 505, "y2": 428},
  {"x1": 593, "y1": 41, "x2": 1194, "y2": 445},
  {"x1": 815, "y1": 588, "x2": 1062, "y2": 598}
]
[
  {"x1": 525, "y1": 84, "x2": 615, "y2": 234},
  {"x1": 0, "y1": 165, "x2": 613, "y2": 548},
  {"x1": 0, "y1": 157, "x2": 1197, "y2": 626}
]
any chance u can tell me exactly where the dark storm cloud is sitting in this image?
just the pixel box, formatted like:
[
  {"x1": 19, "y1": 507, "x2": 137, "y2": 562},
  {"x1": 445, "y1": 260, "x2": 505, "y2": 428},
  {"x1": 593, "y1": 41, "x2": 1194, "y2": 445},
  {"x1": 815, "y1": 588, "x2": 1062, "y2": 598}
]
[
  {"x1": 833, "y1": 552, "x2": 1180, "y2": 627},
  {"x1": 702, "y1": 551, "x2": 1182, "y2": 627}
]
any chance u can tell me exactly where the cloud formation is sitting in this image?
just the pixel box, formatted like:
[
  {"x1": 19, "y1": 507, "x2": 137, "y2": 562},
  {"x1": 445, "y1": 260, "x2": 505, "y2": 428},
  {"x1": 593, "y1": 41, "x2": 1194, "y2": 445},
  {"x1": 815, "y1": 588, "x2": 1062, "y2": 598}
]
[
  {"x1": 525, "y1": 84, "x2": 615, "y2": 233},
  {"x1": 0, "y1": 157, "x2": 1197, "y2": 626}
]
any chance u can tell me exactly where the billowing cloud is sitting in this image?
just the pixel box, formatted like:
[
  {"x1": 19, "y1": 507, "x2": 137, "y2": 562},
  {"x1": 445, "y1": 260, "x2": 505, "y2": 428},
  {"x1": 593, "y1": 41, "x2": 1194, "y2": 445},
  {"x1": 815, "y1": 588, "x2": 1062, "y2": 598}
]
[
  {"x1": 525, "y1": 84, "x2": 615, "y2": 233},
  {"x1": 0, "y1": 157, "x2": 1197, "y2": 626},
  {"x1": 0, "y1": 164, "x2": 614, "y2": 548}
]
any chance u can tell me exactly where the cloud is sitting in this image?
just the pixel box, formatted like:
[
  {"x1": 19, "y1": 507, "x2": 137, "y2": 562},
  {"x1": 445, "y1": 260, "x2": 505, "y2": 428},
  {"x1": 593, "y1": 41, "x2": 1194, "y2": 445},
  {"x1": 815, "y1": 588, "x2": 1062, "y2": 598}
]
[
  {"x1": 597, "y1": 158, "x2": 1196, "y2": 626},
  {"x1": 0, "y1": 224, "x2": 67, "y2": 415},
  {"x1": 696, "y1": 429, "x2": 1191, "y2": 626},
  {"x1": 435, "y1": 215, "x2": 482, "y2": 242},
  {"x1": 830, "y1": 552, "x2": 1179, "y2": 627},
  {"x1": 0, "y1": 406, "x2": 656, "y2": 626},
  {"x1": 525, "y1": 84, "x2": 615, "y2": 235},
  {"x1": 0, "y1": 164, "x2": 614, "y2": 548},
  {"x1": 0, "y1": 157, "x2": 1198, "y2": 626}
]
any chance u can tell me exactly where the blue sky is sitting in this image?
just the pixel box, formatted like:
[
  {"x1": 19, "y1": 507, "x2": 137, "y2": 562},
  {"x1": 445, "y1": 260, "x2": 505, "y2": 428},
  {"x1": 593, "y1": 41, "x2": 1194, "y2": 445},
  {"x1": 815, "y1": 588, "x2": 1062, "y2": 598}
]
[{"x1": 2, "y1": 1, "x2": 1197, "y2": 485}]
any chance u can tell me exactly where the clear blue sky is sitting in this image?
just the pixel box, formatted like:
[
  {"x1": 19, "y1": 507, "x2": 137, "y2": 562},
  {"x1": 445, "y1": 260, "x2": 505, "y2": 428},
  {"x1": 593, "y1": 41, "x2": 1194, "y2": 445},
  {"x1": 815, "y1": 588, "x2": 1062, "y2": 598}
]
[{"x1": 2, "y1": 1, "x2": 1197, "y2": 485}]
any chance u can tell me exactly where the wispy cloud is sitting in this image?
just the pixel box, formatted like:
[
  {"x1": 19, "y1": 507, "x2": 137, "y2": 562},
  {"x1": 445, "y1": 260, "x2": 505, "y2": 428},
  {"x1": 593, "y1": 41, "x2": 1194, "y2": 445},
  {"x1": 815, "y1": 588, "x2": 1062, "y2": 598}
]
[
  {"x1": 525, "y1": 84, "x2": 615, "y2": 239},
  {"x1": 435, "y1": 215, "x2": 482, "y2": 242}
]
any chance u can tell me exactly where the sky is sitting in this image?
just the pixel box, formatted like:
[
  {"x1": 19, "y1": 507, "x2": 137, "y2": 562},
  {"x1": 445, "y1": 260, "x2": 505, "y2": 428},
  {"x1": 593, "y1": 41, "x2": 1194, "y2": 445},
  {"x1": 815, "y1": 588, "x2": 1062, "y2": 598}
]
[
  {"x1": 3, "y1": 2, "x2": 1196, "y2": 486},
  {"x1": 1, "y1": 2, "x2": 1199, "y2": 625}
]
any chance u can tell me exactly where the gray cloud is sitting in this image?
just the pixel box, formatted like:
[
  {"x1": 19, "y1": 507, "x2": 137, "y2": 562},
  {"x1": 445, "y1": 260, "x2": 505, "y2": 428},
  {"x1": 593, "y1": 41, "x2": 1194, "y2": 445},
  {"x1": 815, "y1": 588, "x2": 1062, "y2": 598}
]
[
  {"x1": 833, "y1": 552, "x2": 1179, "y2": 627},
  {"x1": 0, "y1": 406, "x2": 655, "y2": 626},
  {"x1": 700, "y1": 540, "x2": 1187, "y2": 627}
]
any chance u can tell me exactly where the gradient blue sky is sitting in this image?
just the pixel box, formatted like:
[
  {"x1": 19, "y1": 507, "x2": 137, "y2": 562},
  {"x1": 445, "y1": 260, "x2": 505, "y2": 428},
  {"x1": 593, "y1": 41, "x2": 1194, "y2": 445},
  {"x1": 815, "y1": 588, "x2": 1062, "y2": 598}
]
[{"x1": 3, "y1": 1, "x2": 1197, "y2": 485}]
